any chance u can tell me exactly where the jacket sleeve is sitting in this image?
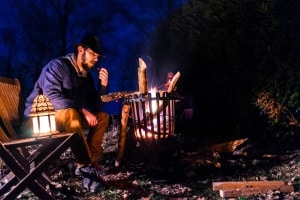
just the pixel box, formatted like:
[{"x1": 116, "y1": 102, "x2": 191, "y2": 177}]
[
  {"x1": 40, "y1": 59, "x2": 76, "y2": 110},
  {"x1": 98, "y1": 83, "x2": 108, "y2": 97},
  {"x1": 85, "y1": 74, "x2": 108, "y2": 112}
]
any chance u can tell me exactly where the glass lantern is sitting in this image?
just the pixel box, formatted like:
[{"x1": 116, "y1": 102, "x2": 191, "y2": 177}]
[{"x1": 29, "y1": 88, "x2": 57, "y2": 137}]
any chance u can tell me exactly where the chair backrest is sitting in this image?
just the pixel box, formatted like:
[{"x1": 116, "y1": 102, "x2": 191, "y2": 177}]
[
  {"x1": 0, "y1": 122, "x2": 10, "y2": 142},
  {"x1": 0, "y1": 77, "x2": 25, "y2": 141}
]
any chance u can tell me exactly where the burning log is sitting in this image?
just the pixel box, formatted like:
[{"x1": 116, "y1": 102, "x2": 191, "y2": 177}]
[
  {"x1": 151, "y1": 71, "x2": 181, "y2": 116},
  {"x1": 167, "y1": 71, "x2": 180, "y2": 93},
  {"x1": 138, "y1": 58, "x2": 148, "y2": 95}
]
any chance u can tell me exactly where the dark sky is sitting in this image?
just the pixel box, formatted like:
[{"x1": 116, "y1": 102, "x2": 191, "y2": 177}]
[{"x1": 0, "y1": 0, "x2": 188, "y2": 114}]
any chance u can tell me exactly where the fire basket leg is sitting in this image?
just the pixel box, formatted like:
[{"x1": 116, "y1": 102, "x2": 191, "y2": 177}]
[{"x1": 115, "y1": 104, "x2": 131, "y2": 167}]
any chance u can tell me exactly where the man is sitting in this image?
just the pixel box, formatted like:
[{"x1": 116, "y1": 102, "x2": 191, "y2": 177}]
[{"x1": 23, "y1": 34, "x2": 109, "y2": 177}]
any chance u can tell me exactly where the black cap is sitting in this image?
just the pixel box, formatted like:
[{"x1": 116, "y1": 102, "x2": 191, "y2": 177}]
[{"x1": 75, "y1": 34, "x2": 105, "y2": 57}]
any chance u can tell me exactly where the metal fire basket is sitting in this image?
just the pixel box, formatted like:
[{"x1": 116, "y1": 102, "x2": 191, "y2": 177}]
[{"x1": 126, "y1": 91, "x2": 180, "y2": 144}]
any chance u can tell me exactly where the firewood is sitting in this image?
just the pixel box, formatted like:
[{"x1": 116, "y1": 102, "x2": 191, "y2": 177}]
[
  {"x1": 219, "y1": 185, "x2": 294, "y2": 198},
  {"x1": 167, "y1": 71, "x2": 180, "y2": 93},
  {"x1": 213, "y1": 181, "x2": 294, "y2": 198},
  {"x1": 138, "y1": 58, "x2": 148, "y2": 95},
  {"x1": 209, "y1": 138, "x2": 248, "y2": 153},
  {"x1": 212, "y1": 181, "x2": 285, "y2": 191}
]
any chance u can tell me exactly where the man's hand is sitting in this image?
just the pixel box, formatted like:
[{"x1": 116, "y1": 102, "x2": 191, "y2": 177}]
[
  {"x1": 98, "y1": 67, "x2": 108, "y2": 87},
  {"x1": 81, "y1": 108, "x2": 98, "y2": 126}
]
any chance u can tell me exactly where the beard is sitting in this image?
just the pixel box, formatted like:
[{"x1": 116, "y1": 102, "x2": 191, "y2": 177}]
[{"x1": 81, "y1": 52, "x2": 93, "y2": 72}]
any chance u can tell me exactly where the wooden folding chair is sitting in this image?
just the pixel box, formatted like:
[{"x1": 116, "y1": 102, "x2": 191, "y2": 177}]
[
  {"x1": 0, "y1": 77, "x2": 31, "y2": 160},
  {"x1": 0, "y1": 76, "x2": 76, "y2": 199},
  {"x1": 0, "y1": 76, "x2": 24, "y2": 140}
]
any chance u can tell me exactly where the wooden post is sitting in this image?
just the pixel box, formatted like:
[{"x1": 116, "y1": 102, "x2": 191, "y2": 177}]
[{"x1": 115, "y1": 103, "x2": 131, "y2": 165}]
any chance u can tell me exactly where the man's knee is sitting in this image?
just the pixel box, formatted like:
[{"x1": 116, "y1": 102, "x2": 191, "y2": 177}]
[
  {"x1": 56, "y1": 108, "x2": 81, "y2": 121},
  {"x1": 55, "y1": 108, "x2": 82, "y2": 131},
  {"x1": 95, "y1": 112, "x2": 109, "y2": 122}
]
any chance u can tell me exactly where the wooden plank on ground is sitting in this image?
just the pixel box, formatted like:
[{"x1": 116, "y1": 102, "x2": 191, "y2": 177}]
[
  {"x1": 220, "y1": 185, "x2": 294, "y2": 198},
  {"x1": 212, "y1": 181, "x2": 285, "y2": 191},
  {"x1": 212, "y1": 181, "x2": 294, "y2": 198},
  {"x1": 220, "y1": 188, "x2": 261, "y2": 198}
]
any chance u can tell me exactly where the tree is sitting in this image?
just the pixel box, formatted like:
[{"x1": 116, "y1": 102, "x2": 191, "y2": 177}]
[{"x1": 150, "y1": 0, "x2": 300, "y2": 138}]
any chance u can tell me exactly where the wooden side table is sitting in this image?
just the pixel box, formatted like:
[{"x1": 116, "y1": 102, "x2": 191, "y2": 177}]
[{"x1": 0, "y1": 132, "x2": 77, "y2": 200}]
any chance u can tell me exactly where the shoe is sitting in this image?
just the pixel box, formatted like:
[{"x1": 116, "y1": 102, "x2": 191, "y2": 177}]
[
  {"x1": 82, "y1": 177, "x2": 91, "y2": 189},
  {"x1": 89, "y1": 181, "x2": 102, "y2": 192},
  {"x1": 67, "y1": 161, "x2": 77, "y2": 176},
  {"x1": 79, "y1": 166, "x2": 105, "y2": 182},
  {"x1": 67, "y1": 160, "x2": 88, "y2": 176},
  {"x1": 79, "y1": 166, "x2": 92, "y2": 176},
  {"x1": 75, "y1": 166, "x2": 82, "y2": 176}
]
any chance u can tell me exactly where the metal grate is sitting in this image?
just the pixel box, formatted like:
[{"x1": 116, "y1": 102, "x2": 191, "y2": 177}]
[{"x1": 126, "y1": 92, "x2": 180, "y2": 145}]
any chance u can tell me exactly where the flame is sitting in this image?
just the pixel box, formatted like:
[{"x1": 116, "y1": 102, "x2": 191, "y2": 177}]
[
  {"x1": 131, "y1": 87, "x2": 177, "y2": 140},
  {"x1": 145, "y1": 87, "x2": 158, "y2": 113},
  {"x1": 135, "y1": 129, "x2": 170, "y2": 139}
]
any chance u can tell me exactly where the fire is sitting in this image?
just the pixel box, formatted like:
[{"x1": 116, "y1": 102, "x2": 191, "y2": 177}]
[
  {"x1": 135, "y1": 128, "x2": 170, "y2": 139},
  {"x1": 133, "y1": 90, "x2": 175, "y2": 140},
  {"x1": 145, "y1": 87, "x2": 159, "y2": 113},
  {"x1": 130, "y1": 58, "x2": 180, "y2": 141}
]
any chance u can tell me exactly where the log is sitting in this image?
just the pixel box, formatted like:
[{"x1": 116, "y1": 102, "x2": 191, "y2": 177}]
[
  {"x1": 220, "y1": 188, "x2": 261, "y2": 198},
  {"x1": 138, "y1": 58, "x2": 148, "y2": 94},
  {"x1": 219, "y1": 185, "x2": 294, "y2": 198},
  {"x1": 212, "y1": 181, "x2": 294, "y2": 198},
  {"x1": 212, "y1": 181, "x2": 285, "y2": 191},
  {"x1": 210, "y1": 138, "x2": 248, "y2": 153},
  {"x1": 167, "y1": 71, "x2": 180, "y2": 93},
  {"x1": 115, "y1": 103, "x2": 131, "y2": 163}
]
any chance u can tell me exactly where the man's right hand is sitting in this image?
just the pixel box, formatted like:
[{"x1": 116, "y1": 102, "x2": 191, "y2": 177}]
[{"x1": 98, "y1": 67, "x2": 108, "y2": 87}]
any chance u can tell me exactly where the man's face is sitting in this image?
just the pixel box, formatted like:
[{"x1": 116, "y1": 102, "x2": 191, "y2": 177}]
[{"x1": 81, "y1": 48, "x2": 99, "y2": 72}]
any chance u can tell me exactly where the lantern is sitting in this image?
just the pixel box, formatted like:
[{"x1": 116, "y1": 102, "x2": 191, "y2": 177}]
[{"x1": 29, "y1": 88, "x2": 57, "y2": 137}]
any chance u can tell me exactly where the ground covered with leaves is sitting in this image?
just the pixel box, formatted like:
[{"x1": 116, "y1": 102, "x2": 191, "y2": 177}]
[{"x1": 5, "y1": 132, "x2": 299, "y2": 200}]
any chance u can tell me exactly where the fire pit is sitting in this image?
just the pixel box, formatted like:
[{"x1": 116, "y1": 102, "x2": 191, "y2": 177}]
[
  {"x1": 126, "y1": 91, "x2": 180, "y2": 145},
  {"x1": 100, "y1": 58, "x2": 182, "y2": 149}
]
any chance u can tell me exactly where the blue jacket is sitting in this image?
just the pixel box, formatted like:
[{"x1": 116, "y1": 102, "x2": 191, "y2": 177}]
[{"x1": 24, "y1": 53, "x2": 108, "y2": 117}]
